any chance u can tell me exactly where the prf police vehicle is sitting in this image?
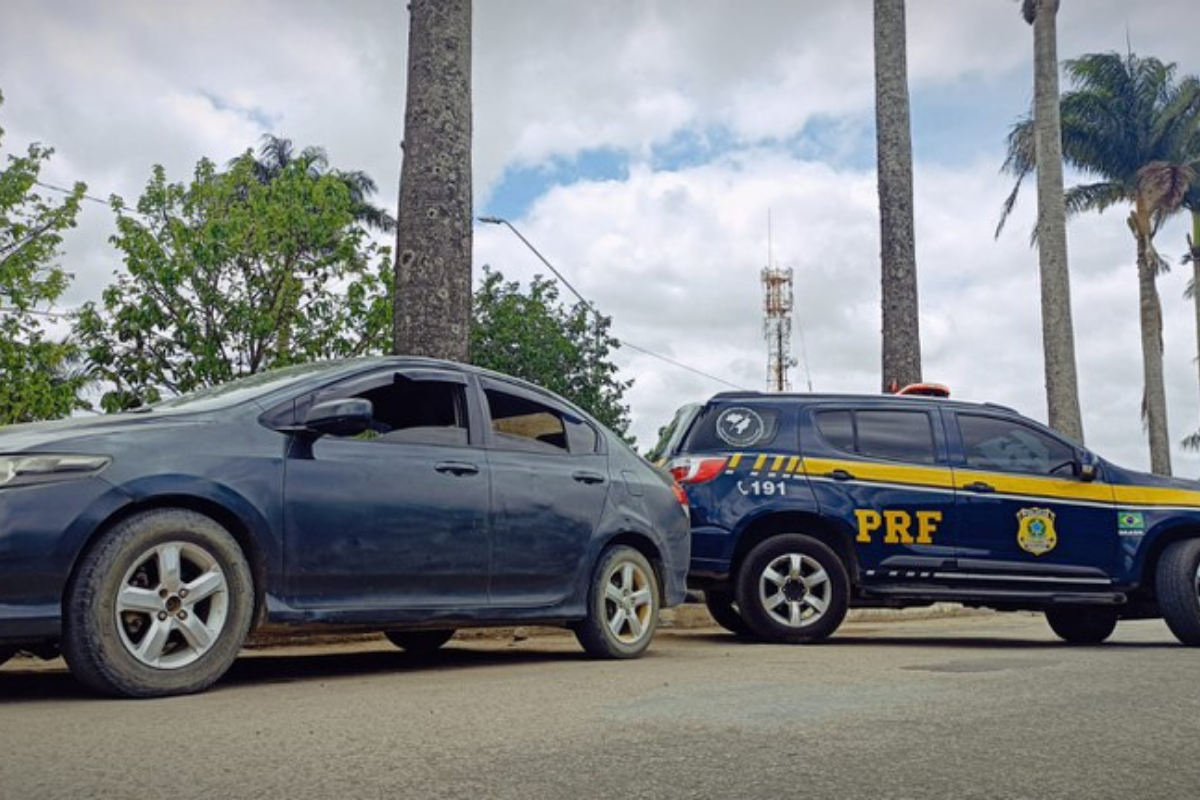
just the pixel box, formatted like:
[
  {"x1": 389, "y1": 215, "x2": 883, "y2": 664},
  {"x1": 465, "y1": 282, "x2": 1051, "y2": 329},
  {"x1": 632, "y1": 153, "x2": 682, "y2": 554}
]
[{"x1": 657, "y1": 388, "x2": 1200, "y2": 646}]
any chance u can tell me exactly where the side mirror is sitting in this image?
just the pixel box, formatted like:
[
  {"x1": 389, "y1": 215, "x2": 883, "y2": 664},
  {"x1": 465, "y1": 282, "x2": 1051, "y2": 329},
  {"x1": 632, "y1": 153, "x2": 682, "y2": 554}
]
[
  {"x1": 303, "y1": 398, "x2": 374, "y2": 437},
  {"x1": 1076, "y1": 452, "x2": 1098, "y2": 483}
]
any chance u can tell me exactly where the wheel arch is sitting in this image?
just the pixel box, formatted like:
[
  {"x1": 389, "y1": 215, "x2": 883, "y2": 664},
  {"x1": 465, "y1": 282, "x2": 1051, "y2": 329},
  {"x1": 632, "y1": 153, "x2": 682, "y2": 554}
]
[
  {"x1": 64, "y1": 494, "x2": 270, "y2": 630},
  {"x1": 731, "y1": 511, "x2": 859, "y2": 585},
  {"x1": 1138, "y1": 523, "x2": 1200, "y2": 593}
]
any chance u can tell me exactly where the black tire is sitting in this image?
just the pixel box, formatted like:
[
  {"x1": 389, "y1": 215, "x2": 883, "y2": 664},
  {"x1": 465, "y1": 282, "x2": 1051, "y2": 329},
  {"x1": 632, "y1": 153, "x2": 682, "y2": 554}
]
[
  {"x1": 61, "y1": 509, "x2": 255, "y2": 698},
  {"x1": 574, "y1": 545, "x2": 660, "y2": 659},
  {"x1": 734, "y1": 534, "x2": 849, "y2": 644},
  {"x1": 703, "y1": 590, "x2": 754, "y2": 637},
  {"x1": 0, "y1": 646, "x2": 16, "y2": 668},
  {"x1": 1156, "y1": 539, "x2": 1200, "y2": 646},
  {"x1": 1044, "y1": 606, "x2": 1118, "y2": 644},
  {"x1": 385, "y1": 630, "x2": 456, "y2": 653}
]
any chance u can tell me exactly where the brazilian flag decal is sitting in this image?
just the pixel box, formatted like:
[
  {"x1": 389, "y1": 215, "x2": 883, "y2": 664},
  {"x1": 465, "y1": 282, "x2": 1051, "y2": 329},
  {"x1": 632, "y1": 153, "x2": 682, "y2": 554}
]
[{"x1": 1118, "y1": 510, "x2": 1145, "y2": 531}]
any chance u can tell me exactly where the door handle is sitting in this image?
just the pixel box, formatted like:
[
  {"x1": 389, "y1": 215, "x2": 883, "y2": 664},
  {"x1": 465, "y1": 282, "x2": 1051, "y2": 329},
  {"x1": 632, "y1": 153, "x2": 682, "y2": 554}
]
[
  {"x1": 435, "y1": 461, "x2": 479, "y2": 477},
  {"x1": 825, "y1": 469, "x2": 855, "y2": 481},
  {"x1": 572, "y1": 470, "x2": 607, "y2": 485},
  {"x1": 964, "y1": 481, "x2": 995, "y2": 493}
]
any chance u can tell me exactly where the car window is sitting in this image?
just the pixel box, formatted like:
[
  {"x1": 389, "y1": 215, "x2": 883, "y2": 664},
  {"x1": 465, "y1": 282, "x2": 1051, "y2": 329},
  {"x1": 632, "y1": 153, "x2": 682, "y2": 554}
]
[
  {"x1": 339, "y1": 375, "x2": 469, "y2": 446},
  {"x1": 957, "y1": 414, "x2": 1075, "y2": 476},
  {"x1": 682, "y1": 405, "x2": 781, "y2": 451},
  {"x1": 485, "y1": 388, "x2": 597, "y2": 454},
  {"x1": 814, "y1": 409, "x2": 937, "y2": 464}
]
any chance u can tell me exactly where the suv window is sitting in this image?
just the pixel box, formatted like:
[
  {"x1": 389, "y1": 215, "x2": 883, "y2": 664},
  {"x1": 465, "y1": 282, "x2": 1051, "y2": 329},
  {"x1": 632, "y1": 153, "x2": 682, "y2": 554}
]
[
  {"x1": 485, "y1": 388, "x2": 597, "y2": 454},
  {"x1": 957, "y1": 414, "x2": 1075, "y2": 476},
  {"x1": 814, "y1": 409, "x2": 937, "y2": 464},
  {"x1": 682, "y1": 405, "x2": 781, "y2": 451}
]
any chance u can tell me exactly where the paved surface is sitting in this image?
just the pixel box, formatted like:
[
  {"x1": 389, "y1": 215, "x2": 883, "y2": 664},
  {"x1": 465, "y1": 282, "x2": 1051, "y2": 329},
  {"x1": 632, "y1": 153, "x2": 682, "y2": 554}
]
[{"x1": 2, "y1": 612, "x2": 1197, "y2": 800}]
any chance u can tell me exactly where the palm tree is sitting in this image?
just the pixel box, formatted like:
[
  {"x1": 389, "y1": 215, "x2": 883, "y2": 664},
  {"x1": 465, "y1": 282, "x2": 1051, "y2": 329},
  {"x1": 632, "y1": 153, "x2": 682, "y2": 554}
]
[
  {"x1": 1180, "y1": 181, "x2": 1200, "y2": 450},
  {"x1": 392, "y1": 0, "x2": 473, "y2": 361},
  {"x1": 241, "y1": 134, "x2": 396, "y2": 233},
  {"x1": 1011, "y1": 0, "x2": 1084, "y2": 443},
  {"x1": 874, "y1": 0, "x2": 922, "y2": 392},
  {"x1": 1000, "y1": 53, "x2": 1200, "y2": 474}
]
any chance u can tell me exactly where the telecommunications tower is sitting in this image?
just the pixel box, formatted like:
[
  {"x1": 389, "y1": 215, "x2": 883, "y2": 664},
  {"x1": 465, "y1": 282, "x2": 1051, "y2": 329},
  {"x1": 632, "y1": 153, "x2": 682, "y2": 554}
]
[{"x1": 761, "y1": 213, "x2": 796, "y2": 393}]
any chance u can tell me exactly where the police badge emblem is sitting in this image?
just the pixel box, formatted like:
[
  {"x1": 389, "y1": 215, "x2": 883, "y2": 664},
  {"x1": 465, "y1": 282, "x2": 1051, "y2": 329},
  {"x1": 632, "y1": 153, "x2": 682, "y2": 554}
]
[{"x1": 1016, "y1": 508, "x2": 1057, "y2": 556}]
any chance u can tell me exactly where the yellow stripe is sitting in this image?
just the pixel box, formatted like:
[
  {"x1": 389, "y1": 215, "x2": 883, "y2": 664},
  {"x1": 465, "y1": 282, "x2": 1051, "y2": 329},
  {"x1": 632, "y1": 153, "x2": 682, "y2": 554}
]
[
  {"x1": 786, "y1": 456, "x2": 801, "y2": 474},
  {"x1": 1112, "y1": 485, "x2": 1200, "y2": 508},
  {"x1": 804, "y1": 457, "x2": 955, "y2": 489},
  {"x1": 770, "y1": 455, "x2": 786, "y2": 473},
  {"x1": 953, "y1": 469, "x2": 1115, "y2": 503},
  {"x1": 727, "y1": 453, "x2": 743, "y2": 469},
  {"x1": 752, "y1": 454, "x2": 767, "y2": 471}
]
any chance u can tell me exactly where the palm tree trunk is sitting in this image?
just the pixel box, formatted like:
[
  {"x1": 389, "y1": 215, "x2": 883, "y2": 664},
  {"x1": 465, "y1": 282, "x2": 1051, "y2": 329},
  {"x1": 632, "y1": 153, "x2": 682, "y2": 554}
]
[
  {"x1": 874, "y1": 0, "x2": 922, "y2": 392},
  {"x1": 1136, "y1": 227, "x2": 1172, "y2": 474},
  {"x1": 1029, "y1": 0, "x2": 1084, "y2": 442},
  {"x1": 1190, "y1": 216, "x2": 1200, "y2": 448},
  {"x1": 393, "y1": 0, "x2": 473, "y2": 360}
]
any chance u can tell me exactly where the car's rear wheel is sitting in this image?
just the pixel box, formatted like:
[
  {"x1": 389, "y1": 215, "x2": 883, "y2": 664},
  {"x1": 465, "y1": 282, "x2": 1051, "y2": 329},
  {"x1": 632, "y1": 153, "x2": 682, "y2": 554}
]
[
  {"x1": 62, "y1": 509, "x2": 255, "y2": 698},
  {"x1": 735, "y1": 534, "x2": 848, "y2": 644},
  {"x1": 703, "y1": 590, "x2": 754, "y2": 637},
  {"x1": 1044, "y1": 606, "x2": 1118, "y2": 644},
  {"x1": 574, "y1": 545, "x2": 660, "y2": 659},
  {"x1": 1156, "y1": 539, "x2": 1200, "y2": 645},
  {"x1": 385, "y1": 630, "x2": 456, "y2": 654}
]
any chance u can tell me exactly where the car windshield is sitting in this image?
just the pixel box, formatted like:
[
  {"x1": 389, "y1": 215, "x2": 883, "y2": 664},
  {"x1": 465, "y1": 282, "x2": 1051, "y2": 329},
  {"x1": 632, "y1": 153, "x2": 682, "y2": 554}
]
[
  {"x1": 150, "y1": 361, "x2": 349, "y2": 413},
  {"x1": 647, "y1": 403, "x2": 701, "y2": 463}
]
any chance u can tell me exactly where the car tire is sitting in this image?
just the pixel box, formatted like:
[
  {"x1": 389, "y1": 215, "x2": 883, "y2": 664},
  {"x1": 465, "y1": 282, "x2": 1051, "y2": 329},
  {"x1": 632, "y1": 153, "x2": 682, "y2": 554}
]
[
  {"x1": 703, "y1": 590, "x2": 754, "y2": 637},
  {"x1": 1044, "y1": 606, "x2": 1118, "y2": 644},
  {"x1": 734, "y1": 534, "x2": 849, "y2": 644},
  {"x1": 0, "y1": 646, "x2": 16, "y2": 668},
  {"x1": 1156, "y1": 539, "x2": 1200, "y2": 646},
  {"x1": 385, "y1": 630, "x2": 456, "y2": 653},
  {"x1": 62, "y1": 509, "x2": 255, "y2": 698},
  {"x1": 574, "y1": 545, "x2": 660, "y2": 659}
]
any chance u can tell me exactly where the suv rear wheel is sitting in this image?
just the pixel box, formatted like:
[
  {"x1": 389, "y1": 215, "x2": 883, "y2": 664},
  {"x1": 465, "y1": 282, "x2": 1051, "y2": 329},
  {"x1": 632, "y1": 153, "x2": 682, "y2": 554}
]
[
  {"x1": 734, "y1": 534, "x2": 848, "y2": 644},
  {"x1": 1044, "y1": 606, "x2": 1118, "y2": 644}
]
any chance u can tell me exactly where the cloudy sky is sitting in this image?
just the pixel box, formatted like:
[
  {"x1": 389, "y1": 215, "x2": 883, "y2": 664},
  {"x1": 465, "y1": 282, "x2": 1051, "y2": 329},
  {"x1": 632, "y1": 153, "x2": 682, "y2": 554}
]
[{"x1": 3, "y1": 0, "x2": 1200, "y2": 473}]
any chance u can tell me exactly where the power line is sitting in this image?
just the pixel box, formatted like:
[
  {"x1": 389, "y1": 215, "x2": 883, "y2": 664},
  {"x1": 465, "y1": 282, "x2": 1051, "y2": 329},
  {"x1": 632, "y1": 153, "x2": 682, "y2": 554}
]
[{"x1": 479, "y1": 215, "x2": 747, "y2": 392}]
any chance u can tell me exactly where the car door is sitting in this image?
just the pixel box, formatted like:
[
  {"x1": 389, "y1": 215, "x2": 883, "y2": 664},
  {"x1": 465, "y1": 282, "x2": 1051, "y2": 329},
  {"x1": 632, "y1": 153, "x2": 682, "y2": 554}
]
[
  {"x1": 948, "y1": 410, "x2": 1118, "y2": 581},
  {"x1": 802, "y1": 405, "x2": 957, "y2": 582},
  {"x1": 480, "y1": 378, "x2": 611, "y2": 607},
  {"x1": 282, "y1": 367, "x2": 491, "y2": 609}
]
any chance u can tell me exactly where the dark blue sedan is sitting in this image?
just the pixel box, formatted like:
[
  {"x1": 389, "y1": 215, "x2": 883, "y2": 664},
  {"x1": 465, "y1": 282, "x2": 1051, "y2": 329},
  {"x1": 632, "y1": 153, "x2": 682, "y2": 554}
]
[{"x1": 0, "y1": 358, "x2": 690, "y2": 697}]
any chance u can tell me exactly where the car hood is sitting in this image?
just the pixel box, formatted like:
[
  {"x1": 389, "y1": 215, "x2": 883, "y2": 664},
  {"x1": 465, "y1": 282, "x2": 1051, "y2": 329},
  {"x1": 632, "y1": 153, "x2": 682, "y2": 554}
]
[
  {"x1": 0, "y1": 411, "x2": 213, "y2": 452},
  {"x1": 1104, "y1": 459, "x2": 1200, "y2": 493}
]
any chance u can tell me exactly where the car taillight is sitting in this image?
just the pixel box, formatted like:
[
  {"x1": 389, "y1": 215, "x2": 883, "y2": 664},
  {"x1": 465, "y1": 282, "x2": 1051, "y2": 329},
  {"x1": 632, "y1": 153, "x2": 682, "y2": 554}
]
[
  {"x1": 671, "y1": 481, "x2": 689, "y2": 507},
  {"x1": 668, "y1": 456, "x2": 729, "y2": 485}
]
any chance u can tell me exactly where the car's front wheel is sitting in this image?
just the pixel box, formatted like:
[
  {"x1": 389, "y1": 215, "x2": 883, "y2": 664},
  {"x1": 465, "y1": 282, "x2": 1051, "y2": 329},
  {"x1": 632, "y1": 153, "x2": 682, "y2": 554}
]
[
  {"x1": 703, "y1": 589, "x2": 754, "y2": 637},
  {"x1": 735, "y1": 534, "x2": 849, "y2": 644},
  {"x1": 1044, "y1": 606, "x2": 1118, "y2": 644},
  {"x1": 574, "y1": 545, "x2": 660, "y2": 659},
  {"x1": 1156, "y1": 539, "x2": 1200, "y2": 645},
  {"x1": 62, "y1": 509, "x2": 255, "y2": 698},
  {"x1": 385, "y1": 630, "x2": 456, "y2": 654}
]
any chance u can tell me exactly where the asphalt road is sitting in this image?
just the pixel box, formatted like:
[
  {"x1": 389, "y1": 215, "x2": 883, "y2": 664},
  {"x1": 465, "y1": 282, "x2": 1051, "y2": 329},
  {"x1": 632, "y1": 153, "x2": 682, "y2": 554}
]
[{"x1": 1, "y1": 612, "x2": 1197, "y2": 800}]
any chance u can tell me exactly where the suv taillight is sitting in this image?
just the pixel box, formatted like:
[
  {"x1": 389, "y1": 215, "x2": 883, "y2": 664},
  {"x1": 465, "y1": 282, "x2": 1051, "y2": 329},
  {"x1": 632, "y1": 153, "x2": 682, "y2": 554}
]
[{"x1": 668, "y1": 456, "x2": 729, "y2": 485}]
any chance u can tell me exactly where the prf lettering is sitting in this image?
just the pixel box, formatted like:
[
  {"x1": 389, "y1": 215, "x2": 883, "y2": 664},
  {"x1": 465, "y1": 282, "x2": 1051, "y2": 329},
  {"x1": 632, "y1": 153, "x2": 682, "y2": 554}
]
[{"x1": 854, "y1": 509, "x2": 941, "y2": 545}]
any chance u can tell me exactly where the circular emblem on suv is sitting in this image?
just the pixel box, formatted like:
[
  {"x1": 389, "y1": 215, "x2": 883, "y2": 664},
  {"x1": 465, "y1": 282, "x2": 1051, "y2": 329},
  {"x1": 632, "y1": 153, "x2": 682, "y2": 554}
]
[{"x1": 715, "y1": 407, "x2": 766, "y2": 447}]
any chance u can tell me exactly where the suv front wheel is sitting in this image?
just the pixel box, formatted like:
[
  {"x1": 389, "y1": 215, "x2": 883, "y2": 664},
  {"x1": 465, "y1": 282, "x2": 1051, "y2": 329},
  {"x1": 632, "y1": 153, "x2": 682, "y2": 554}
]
[{"x1": 734, "y1": 534, "x2": 849, "y2": 643}]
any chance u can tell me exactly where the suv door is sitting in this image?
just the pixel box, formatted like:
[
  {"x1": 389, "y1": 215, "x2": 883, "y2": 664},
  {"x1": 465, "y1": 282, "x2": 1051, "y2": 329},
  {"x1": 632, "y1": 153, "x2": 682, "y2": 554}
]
[
  {"x1": 949, "y1": 411, "x2": 1118, "y2": 582},
  {"x1": 481, "y1": 378, "x2": 611, "y2": 607},
  {"x1": 282, "y1": 368, "x2": 491, "y2": 609},
  {"x1": 802, "y1": 405, "x2": 956, "y2": 581}
]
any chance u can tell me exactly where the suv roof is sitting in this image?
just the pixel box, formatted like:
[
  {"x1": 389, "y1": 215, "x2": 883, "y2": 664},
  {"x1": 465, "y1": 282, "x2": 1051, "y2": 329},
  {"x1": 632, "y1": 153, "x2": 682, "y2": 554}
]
[{"x1": 706, "y1": 390, "x2": 1019, "y2": 415}]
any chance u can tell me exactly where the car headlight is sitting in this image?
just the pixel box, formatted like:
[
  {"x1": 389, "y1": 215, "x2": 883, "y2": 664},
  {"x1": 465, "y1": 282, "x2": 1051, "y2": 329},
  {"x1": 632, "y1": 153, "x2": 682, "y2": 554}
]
[{"x1": 0, "y1": 454, "x2": 111, "y2": 488}]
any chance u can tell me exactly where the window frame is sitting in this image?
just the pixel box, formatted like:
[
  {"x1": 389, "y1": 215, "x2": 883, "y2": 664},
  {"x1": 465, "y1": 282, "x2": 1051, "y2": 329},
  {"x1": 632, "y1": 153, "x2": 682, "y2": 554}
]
[
  {"x1": 479, "y1": 377, "x2": 603, "y2": 456},
  {"x1": 811, "y1": 406, "x2": 941, "y2": 466}
]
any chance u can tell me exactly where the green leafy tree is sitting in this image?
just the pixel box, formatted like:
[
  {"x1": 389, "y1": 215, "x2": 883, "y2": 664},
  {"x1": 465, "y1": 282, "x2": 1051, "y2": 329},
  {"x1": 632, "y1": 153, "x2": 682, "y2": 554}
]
[
  {"x1": 470, "y1": 267, "x2": 631, "y2": 437},
  {"x1": 76, "y1": 152, "x2": 392, "y2": 411},
  {"x1": 1000, "y1": 53, "x2": 1200, "y2": 474},
  {"x1": 0, "y1": 88, "x2": 91, "y2": 423}
]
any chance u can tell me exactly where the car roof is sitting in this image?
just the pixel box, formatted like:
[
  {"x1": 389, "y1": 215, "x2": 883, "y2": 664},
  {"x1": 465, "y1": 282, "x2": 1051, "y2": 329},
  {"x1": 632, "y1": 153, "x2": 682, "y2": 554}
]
[{"x1": 706, "y1": 390, "x2": 1019, "y2": 415}]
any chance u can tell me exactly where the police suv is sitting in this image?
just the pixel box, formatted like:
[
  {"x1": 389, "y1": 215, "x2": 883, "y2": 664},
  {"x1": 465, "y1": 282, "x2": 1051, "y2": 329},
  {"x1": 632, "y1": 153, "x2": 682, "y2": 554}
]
[{"x1": 657, "y1": 389, "x2": 1200, "y2": 645}]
